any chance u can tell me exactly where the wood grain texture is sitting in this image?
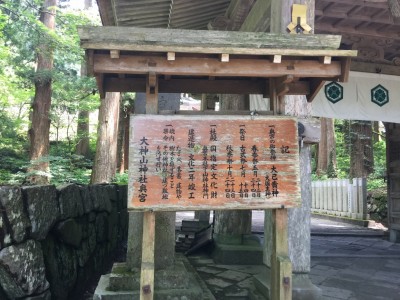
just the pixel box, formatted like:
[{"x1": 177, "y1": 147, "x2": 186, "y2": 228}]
[
  {"x1": 78, "y1": 26, "x2": 344, "y2": 52},
  {"x1": 140, "y1": 211, "x2": 155, "y2": 300},
  {"x1": 93, "y1": 54, "x2": 344, "y2": 78},
  {"x1": 129, "y1": 115, "x2": 301, "y2": 211}
]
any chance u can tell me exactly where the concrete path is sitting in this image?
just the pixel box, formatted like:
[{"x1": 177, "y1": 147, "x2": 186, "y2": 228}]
[{"x1": 178, "y1": 212, "x2": 400, "y2": 299}]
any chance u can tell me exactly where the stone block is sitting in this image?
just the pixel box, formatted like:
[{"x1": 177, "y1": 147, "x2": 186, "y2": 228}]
[
  {"x1": 118, "y1": 185, "x2": 128, "y2": 210},
  {"x1": 0, "y1": 240, "x2": 49, "y2": 299},
  {"x1": 22, "y1": 185, "x2": 59, "y2": 240},
  {"x1": 95, "y1": 258, "x2": 203, "y2": 300},
  {"x1": 0, "y1": 186, "x2": 30, "y2": 246},
  {"x1": 41, "y1": 235, "x2": 78, "y2": 300},
  {"x1": 90, "y1": 185, "x2": 112, "y2": 213},
  {"x1": 88, "y1": 222, "x2": 97, "y2": 253},
  {"x1": 76, "y1": 238, "x2": 94, "y2": 268},
  {"x1": 95, "y1": 212, "x2": 109, "y2": 243},
  {"x1": 55, "y1": 218, "x2": 83, "y2": 248},
  {"x1": 57, "y1": 184, "x2": 84, "y2": 219},
  {"x1": 79, "y1": 185, "x2": 93, "y2": 214},
  {"x1": 105, "y1": 184, "x2": 118, "y2": 202},
  {"x1": 23, "y1": 290, "x2": 51, "y2": 300}
]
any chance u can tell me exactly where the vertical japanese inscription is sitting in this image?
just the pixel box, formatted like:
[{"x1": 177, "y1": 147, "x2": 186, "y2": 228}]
[
  {"x1": 132, "y1": 116, "x2": 298, "y2": 209},
  {"x1": 188, "y1": 129, "x2": 196, "y2": 199},
  {"x1": 138, "y1": 137, "x2": 149, "y2": 202},
  {"x1": 210, "y1": 125, "x2": 218, "y2": 199},
  {"x1": 225, "y1": 145, "x2": 235, "y2": 198},
  {"x1": 176, "y1": 146, "x2": 183, "y2": 199},
  {"x1": 269, "y1": 125, "x2": 276, "y2": 161}
]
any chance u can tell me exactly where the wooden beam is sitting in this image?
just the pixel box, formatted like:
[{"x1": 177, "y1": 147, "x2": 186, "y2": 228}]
[
  {"x1": 104, "y1": 77, "x2": 269, "y2": 94},
  {"x1": 93, "y1": 54, "x2": 344, "y2": 78},
  {"x1": 240, "y1": 0, "x2": 272, "y2": 32},
  {"x1": 351, "y1": 61, "x2": 400, "y2": 76},
  {"x1": 96, "y1": 0, "x2": 116, "y2": 26},
  {"x1": 78, "y1": 26, "x2": 345, "y2": 53},
  {"x1": 103, "y1": 77, "x2": 310, "y2": 96},
  {"x1": 140, "y1": 211, "x2": 155, "y2": 300},
  {"x1": 315, "y1": 23, "x2": 399, "y2": 40},
  {"x1": 306, "y1": 79, "x2": 326, "y2": 102}
]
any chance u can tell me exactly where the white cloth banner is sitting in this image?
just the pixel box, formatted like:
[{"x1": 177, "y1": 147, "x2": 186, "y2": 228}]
[{"x1": 311, "y1": 71, "x2": 400, "y2": 123}]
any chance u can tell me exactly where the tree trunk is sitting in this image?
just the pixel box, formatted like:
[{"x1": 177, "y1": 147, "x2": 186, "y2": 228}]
[
  {"x1": 117, "y1": 104, "x2": 132, "y2": 173},
  {"x1": 350, "y1": 120, "x2": 374, "y2": 179},
  {"x1": 28, "y1": 0, "x2": 57, "y2": 184},
  {"x1": 75, "y1": 1, "x2": 92, "y2": 158},
  {"x1": 372, "y1": 121, "x2": 380, "y2": 143},
  {"x1": 317, "y1": 118, "x2": 336, "y2": 177},
  {"x1": 75, "y1": 110, "x2": 90, "y2": 157},
  {"x1": 90, "y1": 92, "x2": 121, "y2": 183}
]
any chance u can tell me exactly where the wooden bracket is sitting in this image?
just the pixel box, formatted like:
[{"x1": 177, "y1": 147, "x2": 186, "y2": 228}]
[
  {"x1": 320, "y1": 56, "x2": 332, "y2": 65},
  {"x1": 220, "y1": 53, "x2": 230, "y2": 62},
  {"x1": 86, "y1": 50, "x2": 94, "y2": 76},
  {"x1": 306, "y1": 78, "x2": 325, "y2": 102},
  {"x1": 146, "y1": 72, "x2": 159, "y2": 114},
  {"x1": 110, "y1": 50, "x2": 120, "y2": 59},
  {"x1": 148, "y1": 72, "x2": 157, "y2": 94},
  {"x1": 95, "y1": 73, "x2": 105, "y2": 99},
  {"x1": 276, "y1": 75, "x2": 294, "y2": 97},
  {"x1": 167, "y1": 52, "x2": 176, "y2": 61},
  {"x1": 273, "y1": 55, "x2": 282, "y2": 64}
]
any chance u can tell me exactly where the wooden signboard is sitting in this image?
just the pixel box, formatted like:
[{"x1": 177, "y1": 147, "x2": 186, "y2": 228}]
[{"x1": 128, "y1": 115, "x2": 300, "y2": 211}]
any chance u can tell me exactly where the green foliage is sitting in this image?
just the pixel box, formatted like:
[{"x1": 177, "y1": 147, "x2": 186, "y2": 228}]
[
  {"x1": 314, "y1": 120, "x2": 387, "y2": 191},
  {"x1": 4, "y1": 152, "x2": 93, "y2": 185},
  {"x1": 113, "y1": 171, "x2": 129, "y2": 185},
  {"x1": 334, "y1": 119, "x2": 351, "y2": 178},
  {"x1": 0, "y1": 1, "x2": 101, "y2": 185},
  {"x1": 326, "y1": 149, "x2": 337, "y2": 178}
]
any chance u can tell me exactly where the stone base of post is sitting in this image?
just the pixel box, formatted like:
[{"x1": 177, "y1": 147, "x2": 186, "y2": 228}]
[
  {"x1": 252, "y1": 267, "x2": 322, "y2": 300},
  {"x1": 390, "y1": 229, "x2": 400, "y2": 243}
]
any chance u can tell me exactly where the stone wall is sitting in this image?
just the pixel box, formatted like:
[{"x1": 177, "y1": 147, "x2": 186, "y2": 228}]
[{"x1": 0, "y1": 184, "x2": 128, "y2": 300}]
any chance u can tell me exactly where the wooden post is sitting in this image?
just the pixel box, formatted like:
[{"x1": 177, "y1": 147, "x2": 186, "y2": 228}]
[
  {"x1": 271, "y1": 208, "x2": 292, "y2": 300},
  {"x1": 139, "y1": 73, "x2": 159, "y2": 300},
  {"x1": 140, "y1": 211, "x2": 156, "y2": 300}
]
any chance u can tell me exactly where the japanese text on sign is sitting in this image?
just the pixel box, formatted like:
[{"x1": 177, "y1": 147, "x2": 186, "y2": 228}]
[{"x1": 129, "y1": 115, "x2": 300, "y2": 211}]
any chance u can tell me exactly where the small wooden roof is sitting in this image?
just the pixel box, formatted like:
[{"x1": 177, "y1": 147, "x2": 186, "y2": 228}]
[{"x1": 78, "y1": 26, "x2": 356, "y2": 101}]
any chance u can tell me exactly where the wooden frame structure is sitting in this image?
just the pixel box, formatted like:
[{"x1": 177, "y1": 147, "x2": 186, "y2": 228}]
[{"x1": 79, "y1": 26, "x2": 355, "y2": 300}]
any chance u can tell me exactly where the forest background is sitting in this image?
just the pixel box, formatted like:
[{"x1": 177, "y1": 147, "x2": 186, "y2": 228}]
[{"x1": 0, "y1": 0, "x2": 388, "y2": 220}]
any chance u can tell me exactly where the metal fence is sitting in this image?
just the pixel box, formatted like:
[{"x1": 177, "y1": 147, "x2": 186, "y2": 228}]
[{"x1": 311, "y1": 178, "x2": 368, "y2": 220}]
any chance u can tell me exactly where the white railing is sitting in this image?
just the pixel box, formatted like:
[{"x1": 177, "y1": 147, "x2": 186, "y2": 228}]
[{"x1": 311, "y1": 178, "x2": 368, "y2": 220}]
